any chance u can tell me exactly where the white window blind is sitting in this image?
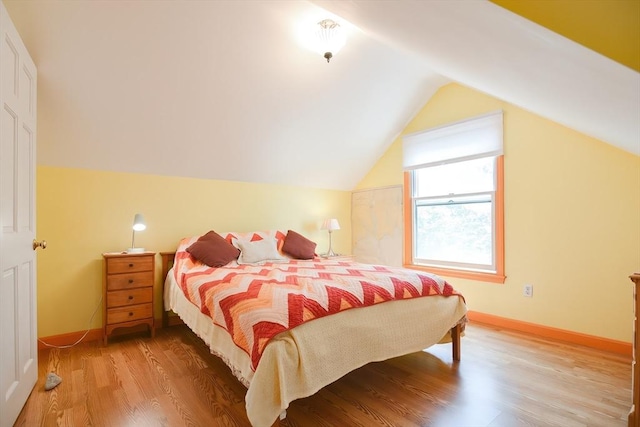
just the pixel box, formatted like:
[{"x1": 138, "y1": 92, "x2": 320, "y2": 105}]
[{"x1": 403, "y1": 110, "x2": 503, "y2": 170}]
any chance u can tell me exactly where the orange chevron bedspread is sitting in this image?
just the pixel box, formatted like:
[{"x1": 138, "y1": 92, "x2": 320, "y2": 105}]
[{"x1": 174, "y1": 231, "x2": 463, "y2": 371}]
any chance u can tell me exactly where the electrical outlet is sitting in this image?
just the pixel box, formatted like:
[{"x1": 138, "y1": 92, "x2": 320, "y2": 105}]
[{"x1": 523, "y1": 284, "x2": 533, "y2": 297}]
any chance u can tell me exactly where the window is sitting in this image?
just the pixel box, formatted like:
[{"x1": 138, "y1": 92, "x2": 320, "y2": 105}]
[{"x1": 402, "y1": 111, "x2": 505, "y2": 283}]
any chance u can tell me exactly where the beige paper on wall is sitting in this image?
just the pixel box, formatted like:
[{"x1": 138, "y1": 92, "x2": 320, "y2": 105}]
[{"x1": 351, "y1": 186, "x2": 403, "y2": 267}]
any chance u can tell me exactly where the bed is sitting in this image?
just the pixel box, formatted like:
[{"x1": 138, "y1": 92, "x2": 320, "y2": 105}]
[{"x1": 161, "y1": 230, "x2": 467, "y2": 427}]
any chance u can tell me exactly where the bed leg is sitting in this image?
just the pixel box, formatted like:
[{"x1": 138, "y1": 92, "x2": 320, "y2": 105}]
[
  {"x1": 451, "y1": 323, "x2": 461, "y2": 362},
  {"x1": 271, "y1": 411, "x2": 287, "y2": 427}
]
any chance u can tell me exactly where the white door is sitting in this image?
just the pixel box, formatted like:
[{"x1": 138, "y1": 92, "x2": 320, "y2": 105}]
[{"x1": 0, "y1": 1, "x2": 38, "y2": 426}]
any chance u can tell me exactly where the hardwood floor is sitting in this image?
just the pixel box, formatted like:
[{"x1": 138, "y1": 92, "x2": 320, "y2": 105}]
[{"x1": 15, "y1": 323, "x2": 630, "y2": 427}]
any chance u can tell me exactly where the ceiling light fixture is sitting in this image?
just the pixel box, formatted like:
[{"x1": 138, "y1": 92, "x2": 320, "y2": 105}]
[{"x1": 316, "y1": 19, "x2": 345, "y2": 63}]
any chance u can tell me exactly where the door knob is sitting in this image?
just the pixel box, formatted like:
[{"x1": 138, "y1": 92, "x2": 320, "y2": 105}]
[{"x1": 33, "y1": 239, "x2": 47, "y2": 250}]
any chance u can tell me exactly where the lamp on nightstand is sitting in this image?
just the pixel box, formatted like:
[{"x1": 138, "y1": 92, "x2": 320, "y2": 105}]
[
  {"x1": 126, "y1": 213, "x2": 146, "y2": 254},
  {"x1": 321, "y1": 218, "x2": 340, "y2": 257}
]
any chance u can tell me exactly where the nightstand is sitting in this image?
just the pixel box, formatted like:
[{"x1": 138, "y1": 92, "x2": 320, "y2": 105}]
[{"x1": 103, "y1": 252, "x2": 155, "y2": 344}]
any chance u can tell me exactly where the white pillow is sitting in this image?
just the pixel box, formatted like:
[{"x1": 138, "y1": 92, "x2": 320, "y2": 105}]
[{"x1": 234, "y1": 237, "x2": 287, "y2": 265}]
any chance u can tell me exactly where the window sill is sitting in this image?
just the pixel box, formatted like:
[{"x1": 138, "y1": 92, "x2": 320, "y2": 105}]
[{"x1": 403, "y1": 264, "x2": 506, "y2": 284}]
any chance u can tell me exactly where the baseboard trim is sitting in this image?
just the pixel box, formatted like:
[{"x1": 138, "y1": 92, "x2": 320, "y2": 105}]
[
  {"x1": 37, "y1": 317, "x2": 172, "y2": 349},
  {"x1": 467, "y1": 310, "x2": 632, "y2": 358},
  {"x1": 38, "y1": 328, "x2": 103, "y2": 350}
]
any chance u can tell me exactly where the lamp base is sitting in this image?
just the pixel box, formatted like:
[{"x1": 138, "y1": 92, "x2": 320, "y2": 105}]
[{"x1": 126, "y1": 247, "x2": 145, "y2": 254}]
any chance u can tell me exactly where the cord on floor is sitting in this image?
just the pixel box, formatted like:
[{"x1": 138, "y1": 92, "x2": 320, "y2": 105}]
[{"x1": 37, "y1": 296, "x2": 103, "y2": 349}]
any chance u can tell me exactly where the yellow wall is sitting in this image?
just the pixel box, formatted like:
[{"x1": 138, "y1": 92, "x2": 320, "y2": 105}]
[
  {"x1": 490, "y1": 0, "x2": 640, "y2": 72},
  {"x1": 357, "y1": 83, "x2": 640, "y2": 343},
  {"x1": 37, "y1": 166, "x2": 351, "y2": 338}
]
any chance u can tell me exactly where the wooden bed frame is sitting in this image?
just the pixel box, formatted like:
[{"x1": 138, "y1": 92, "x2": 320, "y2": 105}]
[{"x1": 159, "y1": 251, "x2": 462, "y2": 361}]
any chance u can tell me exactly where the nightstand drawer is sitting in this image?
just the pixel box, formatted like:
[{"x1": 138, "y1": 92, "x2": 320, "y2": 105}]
[
  {"x1": 106, "y1": 303, "x2": 152, "y2": 325},
  {"x1": 107, "y1": 271, "x2": 153, "y2": 291},
  {"x1": 106, "y1": 256, "x2": 153, "y2": 274},
  {"x1": 107, "y1": 287, "x2": 153, "y2": 308}
]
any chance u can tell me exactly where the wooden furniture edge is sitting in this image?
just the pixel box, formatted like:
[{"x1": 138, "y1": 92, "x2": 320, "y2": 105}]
[
  {"x1": 160, "y1": 251, "x2": 183, "y2": 327},
  {"x1": 451, "y1": 322, "x2": 461, "y2": 362},
  {"x1": 467, "y1": 310, "x2": 632, "y2": 357},
  {"x1": 629, "y1": 273, "x2": 640, "y2": 427},
  {"x1": 160, "y1": 251, "x2": 175, "y2": 285}
]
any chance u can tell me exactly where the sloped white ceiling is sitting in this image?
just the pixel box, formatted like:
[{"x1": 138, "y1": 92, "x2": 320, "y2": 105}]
[
  {"x1": 5, "y1": 0, "x2": 447, "y2": 190},
  {"x1": 5, "y1": 0, "x2": 639, "y2": 191},
  {"x1": 313, "y1": 0, "x2": 640, "y2": 157}
]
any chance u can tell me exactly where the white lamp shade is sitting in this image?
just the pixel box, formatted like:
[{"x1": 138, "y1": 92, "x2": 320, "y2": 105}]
[
  {"x1": 321, "y1": 218, "x2": 340, "y2": 231},
  {"x1": 132, "y1": 213, "x2": 146, "y2": 231},
  {"x1": 127, "y1": 213, "x2": 146, "y2": 253}
]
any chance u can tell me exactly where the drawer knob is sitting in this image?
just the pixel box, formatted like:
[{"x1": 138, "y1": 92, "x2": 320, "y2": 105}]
[
  {"x1": 128, "y1": 295, "x2": 133, "y2": 300},
  {"x1": 128, "y1": 263, "x2": 134, "y2": 267},
  {"x1": 128, "y1": 279, "x2": 134, "y2": 284},
  {"x1": 129, "y1": 312, "x2": 133, "y2": 316}
]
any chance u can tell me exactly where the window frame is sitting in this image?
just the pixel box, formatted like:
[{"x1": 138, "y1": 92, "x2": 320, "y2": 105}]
[{"x1": 403, "y1": 155, "x2": 505, "y2": 284}]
